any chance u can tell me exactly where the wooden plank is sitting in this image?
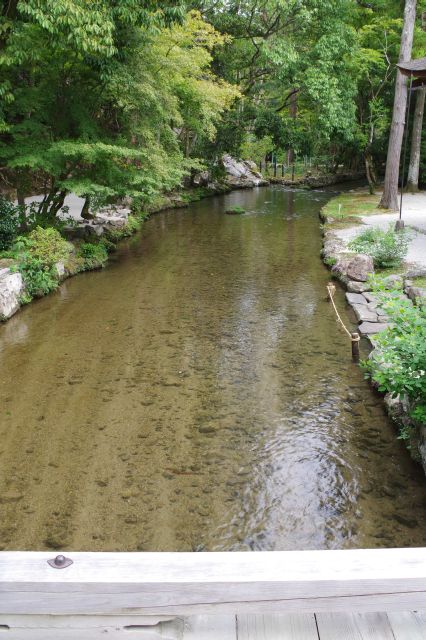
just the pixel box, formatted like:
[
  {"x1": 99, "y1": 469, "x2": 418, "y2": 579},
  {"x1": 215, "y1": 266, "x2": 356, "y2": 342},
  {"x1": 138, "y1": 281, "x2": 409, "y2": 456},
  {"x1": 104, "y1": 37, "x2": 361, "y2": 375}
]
[
  {"x1": 352, "y1": 613, "x2": 396, "y2": 640},
  {"x1": 182, "y1": 615, "x2": 236, "y2": 639},
  {"x1": 237, "y1": 613, "x2": 319, "y2": 639},
  {"x1": 0, "y1": 615, "x2": 183, "y2": 640},
  {"x1": 1, "y1": 549, "x2": 426, "y2": 615},
  {"x1": 316, "y1": 612, "x2": 400, "y2": 640},
  {"x1": 387, "y1": 611, "x2": 426, "y2": 640},
  {"x1": 316, "y1": 613, "x2": 363, "y2": 640}
]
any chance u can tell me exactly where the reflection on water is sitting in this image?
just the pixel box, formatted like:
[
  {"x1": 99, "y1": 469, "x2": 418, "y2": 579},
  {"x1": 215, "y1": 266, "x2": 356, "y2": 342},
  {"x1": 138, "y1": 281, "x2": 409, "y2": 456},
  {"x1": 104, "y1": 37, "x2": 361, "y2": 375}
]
[{"x1": 0, "y1": 186, "x2": 425, "y2": 551}]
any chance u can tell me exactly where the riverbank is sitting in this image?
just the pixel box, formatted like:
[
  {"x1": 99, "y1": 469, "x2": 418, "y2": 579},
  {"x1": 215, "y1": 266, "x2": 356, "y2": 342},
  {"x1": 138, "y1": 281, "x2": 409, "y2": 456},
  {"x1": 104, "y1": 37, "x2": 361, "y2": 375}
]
[
  {"x1": 320, "y1": 188, "x2": 426, "y2": 474},
  {"x1": 0, "y1": 162, "x2": 363, "y2": 324},
  {"x1": 0, "y1": 157, "x2": 268, "y2": 323}
]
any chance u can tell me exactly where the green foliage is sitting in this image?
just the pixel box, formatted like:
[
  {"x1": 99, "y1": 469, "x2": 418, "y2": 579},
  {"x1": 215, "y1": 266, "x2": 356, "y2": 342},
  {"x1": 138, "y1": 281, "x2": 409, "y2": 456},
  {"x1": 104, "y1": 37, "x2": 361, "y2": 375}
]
[
  {"x1": 0, "y1": 197, "x2": 20, "y2": 250},
  {"x1": 365, "y1": 290, "x2": 426, "y2": 426},
  {"x1": 11, "y1": 226, "x2": 70, "y2": 300},
  {"x1": 78, "y1": 242, "x2": 109, "y2": 271},
  {"x1": 225, "y1": 206, "x2": 245, "y2": 215},
  {"x1": 348, "y1": 225, "x2": 410, "y2": 268},
  {"x1": 19, "y1": 227, "x2": 71, "y2": 266},
  {"x1": 17, "y1": 257, "x2": 59, "y2": 300}
]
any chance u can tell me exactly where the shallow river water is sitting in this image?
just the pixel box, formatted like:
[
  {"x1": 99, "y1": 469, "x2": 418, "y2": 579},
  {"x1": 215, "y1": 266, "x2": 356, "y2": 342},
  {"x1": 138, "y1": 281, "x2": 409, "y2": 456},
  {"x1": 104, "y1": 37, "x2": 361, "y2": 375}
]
[{"x1": 1, "y1": 185, "x2": 426, "y2": 552}]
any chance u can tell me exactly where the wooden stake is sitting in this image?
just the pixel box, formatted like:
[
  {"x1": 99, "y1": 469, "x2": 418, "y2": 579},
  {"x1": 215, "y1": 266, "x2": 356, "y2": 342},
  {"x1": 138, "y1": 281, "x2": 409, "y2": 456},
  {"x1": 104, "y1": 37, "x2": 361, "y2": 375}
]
[{"x1": 351, "y1": 333, "x2": 360, "y2": 362}]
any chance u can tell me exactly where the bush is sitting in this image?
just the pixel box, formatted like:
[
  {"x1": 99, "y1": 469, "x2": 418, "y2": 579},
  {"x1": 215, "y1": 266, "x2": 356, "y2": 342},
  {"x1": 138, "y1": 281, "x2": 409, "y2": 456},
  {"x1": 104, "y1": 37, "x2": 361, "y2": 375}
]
[
  {"x1": 0, "y1": 197, "x2": 20, "y2": 250},
  {"x1": 23, "y1": 226, "x2": 71, "y2": 266},
  {"x1": 17, "y1": 257, "x2": 59, "y2": 299},
  {"x1": 348, "y1": 225, "x2": 410, "y2": 268},
  {"x1": 78, "y1": 241, "x2": 109, "y2": 270},
  {"x1": 11, "y1": 227, "x2": 70, "y2": 300},
  {"x1": 365, "y1": 290, "x2": 426, "y2": 426}
]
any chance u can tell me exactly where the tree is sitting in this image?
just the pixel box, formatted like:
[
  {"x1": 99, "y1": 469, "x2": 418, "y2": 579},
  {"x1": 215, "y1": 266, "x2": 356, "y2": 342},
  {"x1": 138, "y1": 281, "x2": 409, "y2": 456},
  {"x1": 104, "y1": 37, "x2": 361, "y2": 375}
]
[
  {"x1": 407, "y1": 86, "x2": 426, "y2": 191},
  {"x1": 0, "y1": 5, "x2": 238, "y2": 218},
  {"x1": 379, "y1": 0, "x2": 417, "y2": 210}
]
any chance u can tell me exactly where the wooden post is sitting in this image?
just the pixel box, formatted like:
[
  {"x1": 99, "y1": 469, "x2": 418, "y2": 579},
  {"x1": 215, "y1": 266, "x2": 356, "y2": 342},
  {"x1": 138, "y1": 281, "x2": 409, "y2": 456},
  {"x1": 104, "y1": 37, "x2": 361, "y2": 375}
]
[
  {"x1": 282, "y1": 163, "x2": 284, "y2": 177},
  {"x1": 292, "y1": 164, "x2": 295, "y2": 181},
  {"x1": 351, "y1": 332, "x2": 360, "y2": 362},
  {"x1": 274, "y1": 160, "x2": 277, "y2": 177}
]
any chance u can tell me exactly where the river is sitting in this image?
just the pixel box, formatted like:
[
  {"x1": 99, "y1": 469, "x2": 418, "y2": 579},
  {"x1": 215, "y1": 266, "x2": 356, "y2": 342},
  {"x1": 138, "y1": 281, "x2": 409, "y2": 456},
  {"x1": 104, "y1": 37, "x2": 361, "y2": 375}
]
[{"x1": 0, "y1": 185, "x2": 425, "y2": 552}]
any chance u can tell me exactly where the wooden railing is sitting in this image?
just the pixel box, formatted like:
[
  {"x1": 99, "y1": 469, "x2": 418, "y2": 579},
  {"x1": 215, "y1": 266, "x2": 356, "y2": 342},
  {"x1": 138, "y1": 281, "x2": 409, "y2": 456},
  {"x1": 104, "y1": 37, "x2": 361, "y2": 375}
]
[{"x1": 1, "y1": 548, "x2": 426, "y2": 636}]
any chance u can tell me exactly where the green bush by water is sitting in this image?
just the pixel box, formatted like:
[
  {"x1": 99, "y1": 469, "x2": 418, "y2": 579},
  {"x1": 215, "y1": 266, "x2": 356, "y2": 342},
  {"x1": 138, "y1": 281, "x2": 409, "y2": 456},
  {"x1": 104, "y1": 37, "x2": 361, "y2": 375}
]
[
  {"x1": 78, "y1": 241, "x2": 109, "y2": 270},
  {"x1": 11, "y1": 227, "x2": 71, "y2": 301},
  {"x1": 348, "y1": 225, "x2": 410, "y2": 268},
  {"x1": 365, "y1": 287, "x2": 426, "y2": 430}
]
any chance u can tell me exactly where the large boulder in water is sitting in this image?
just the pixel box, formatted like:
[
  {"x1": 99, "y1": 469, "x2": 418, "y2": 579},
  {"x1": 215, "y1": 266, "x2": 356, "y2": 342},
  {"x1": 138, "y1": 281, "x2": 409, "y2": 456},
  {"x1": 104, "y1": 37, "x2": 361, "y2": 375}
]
[{"x1": 221, "y1": 155, "x2": 268, "y2": 188}]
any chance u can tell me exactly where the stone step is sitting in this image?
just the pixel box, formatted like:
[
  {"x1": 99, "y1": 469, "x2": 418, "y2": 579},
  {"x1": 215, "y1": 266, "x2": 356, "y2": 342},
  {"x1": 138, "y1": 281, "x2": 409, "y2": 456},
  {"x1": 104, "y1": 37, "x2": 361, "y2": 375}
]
[
  {"x1": 359, "y1": 322, "x2": 389, "y2": 336},
  {"x1": 352, "y1": 304, "x2": 378, "y2": 323}
]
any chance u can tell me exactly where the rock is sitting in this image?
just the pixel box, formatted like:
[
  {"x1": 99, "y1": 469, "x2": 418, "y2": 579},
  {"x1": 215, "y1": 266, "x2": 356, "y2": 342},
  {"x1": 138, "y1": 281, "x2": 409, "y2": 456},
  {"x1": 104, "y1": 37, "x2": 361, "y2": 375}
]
[
  {"x1": 54, "y1": 262, "x2": 66, "y2": 281},
  {"x1": 63, "y1": 223, "x2": 104, "y2": 240},
  {"x1": 392, "y1": 514, "x2": 419, "y2": 529},
  {"x1": 352, "y1": 304, "x2": 378, "y2": 323},
  {"x1": 358, "y1": 322, "x2": 389, "y2": 336},
  {"x1": 383, "y1": 274, "x2": 404, "y2": 290},
  {"x1": 363, "y1": 291, "x2": 378, "y2": 303},
  {"x1": 221, "y1": 154, "x2": 268, "y2": 188},
  {"x1": 406, "y1": 286, "x2": 425, "y2": 306},
  {"x1": 0, "y1": 491, "x2": 24, "y2": 504},
  {"x1": 198, "y1": 425, "x2": 217, "y2": 434},
  {"x1": 346, "y1": 254, "x2": 374, "y2": 282},
  {"x1": 331, "y1": 253, "x2": 355, "y2": 282},
  {"x1": 406, "y1": 267, "x2": 426, "y2": 278},
  {"x1": 347, "y1": 280, "x2": 371, "y2": 293},
  {"x1": 192, "y1": 170, "x2": 210, "y2": 187},
  {"x1": 0, "y1": 270, "x2": 24, "y2": 320},
  {"x1": 345, "y1": 293, "x2": 367, "y2": 305}
]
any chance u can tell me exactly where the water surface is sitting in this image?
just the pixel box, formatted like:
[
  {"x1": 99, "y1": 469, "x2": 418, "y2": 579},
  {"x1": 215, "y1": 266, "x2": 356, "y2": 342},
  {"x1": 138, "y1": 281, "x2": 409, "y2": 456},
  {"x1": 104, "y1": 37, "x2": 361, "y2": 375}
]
[{"x1": 1, "y1": 186, "x2": 425, "y2": 551}]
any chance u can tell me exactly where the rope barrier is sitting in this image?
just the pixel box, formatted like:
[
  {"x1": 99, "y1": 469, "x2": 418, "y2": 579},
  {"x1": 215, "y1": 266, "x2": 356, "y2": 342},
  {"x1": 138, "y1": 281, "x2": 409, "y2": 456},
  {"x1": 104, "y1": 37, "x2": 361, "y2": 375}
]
[{"x1": 327, "y1": 282, "x2": 360, "y2": 360}]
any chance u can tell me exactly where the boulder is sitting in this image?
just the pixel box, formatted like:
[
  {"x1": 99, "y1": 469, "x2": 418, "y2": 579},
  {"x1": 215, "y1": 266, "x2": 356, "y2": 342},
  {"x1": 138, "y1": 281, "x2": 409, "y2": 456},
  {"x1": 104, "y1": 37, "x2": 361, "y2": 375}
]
[
  {"x1": 54, "y1": 262, "x2": 66, "y2": 281},
  {"x1": 192, "y1": 171, "x2": 210, "y2": 187},
  {"x1": 346, "y1": 254, "x2": 374, "y2": 282},
  {"x1": 221, "y1": 154, "x2": 268, "y2": 188},
  {"x1": 383, "y1": 274, "x2": 404, "y2": 290},
  {"x1": 347, "y1": 280, "x2": 371, "y2": 293},
  {"x1": 0, "y1": 269, "x2": 24, "y2": 320},
  {"x1": 406, "y1": 286, "x2": 426, "y2": 306},
  {"x1": 331, "y1": 253, "x2": 355, "y2": 282}
]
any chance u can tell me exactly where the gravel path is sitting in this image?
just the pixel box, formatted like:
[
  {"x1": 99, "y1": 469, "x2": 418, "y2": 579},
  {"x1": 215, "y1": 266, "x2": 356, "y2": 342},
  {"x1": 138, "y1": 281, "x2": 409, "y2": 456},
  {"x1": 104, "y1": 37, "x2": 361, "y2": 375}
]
[{"x1": 334, "y1": 192, "x2": 426, "y2": 269}]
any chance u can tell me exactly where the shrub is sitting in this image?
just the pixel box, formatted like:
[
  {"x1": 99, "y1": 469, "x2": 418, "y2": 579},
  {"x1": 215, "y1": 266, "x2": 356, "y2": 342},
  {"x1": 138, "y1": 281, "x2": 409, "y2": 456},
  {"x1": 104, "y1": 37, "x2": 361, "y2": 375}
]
[
  {"x1": 364, "y1": 290, "x2": 426, "y2": 426},
  {"x1": 0, "y1": 197, "x2": 20, "y2": 250},
  {"x1": 17, "y1": 257, "x2": 59, "y2": 299},
  {"x1": 23, "y1": 226, "x2": 71, "y2": 266},
  {"x1": 78, "y1": 241, "x2": 109, "y2": 270},
  {"x1": 348, "y1": 225, "x2": 410, "y2": 268}
]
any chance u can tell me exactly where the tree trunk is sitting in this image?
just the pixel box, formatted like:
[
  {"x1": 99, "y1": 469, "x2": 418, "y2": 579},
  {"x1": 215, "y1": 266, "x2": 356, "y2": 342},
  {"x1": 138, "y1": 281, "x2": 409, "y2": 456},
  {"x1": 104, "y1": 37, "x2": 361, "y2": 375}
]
[
  {"x1": 365, "y1": 152, "x2": 376, "y2": 194},
  {"x1": 379, "y1": 0, "x2": 417, "y2": 210},
  {"x1": 288, "y1": 89, "x2": 298, "y2": 166},
  {"x1": 81, "y1": 195, "x2": 93, "y2": 220},
  {"x1": 407, "y1": 86, "x2": 426, "y2": 191}
]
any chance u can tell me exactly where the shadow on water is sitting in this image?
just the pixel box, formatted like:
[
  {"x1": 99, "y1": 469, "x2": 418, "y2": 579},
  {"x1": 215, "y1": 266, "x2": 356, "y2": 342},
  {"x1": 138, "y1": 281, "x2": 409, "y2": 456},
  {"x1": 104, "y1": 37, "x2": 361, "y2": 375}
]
[{"x1": 0, "y1": 185, "x2": 425, "y2": 551}]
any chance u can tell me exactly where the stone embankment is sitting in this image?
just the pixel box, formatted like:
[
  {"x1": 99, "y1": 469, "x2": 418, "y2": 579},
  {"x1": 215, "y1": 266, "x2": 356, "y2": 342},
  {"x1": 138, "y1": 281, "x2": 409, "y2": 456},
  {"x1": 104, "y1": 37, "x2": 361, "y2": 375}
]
[
  {"x1": 320, "y1": 198, "x2": 426, "y2": 474},
  {"x1": 271, "y1": 170, "x2": 365, "y2": 189}
]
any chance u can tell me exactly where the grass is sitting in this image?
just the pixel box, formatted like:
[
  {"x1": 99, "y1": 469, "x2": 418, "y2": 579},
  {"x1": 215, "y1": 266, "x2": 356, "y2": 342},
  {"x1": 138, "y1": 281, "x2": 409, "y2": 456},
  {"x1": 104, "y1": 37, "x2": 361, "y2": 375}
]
[
  {"x1": 322, "y1": 192, "x2": 383, "y2": 222},
  {"x1": 411, "y1": 276, "x2": 426, "y2": 288}
]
